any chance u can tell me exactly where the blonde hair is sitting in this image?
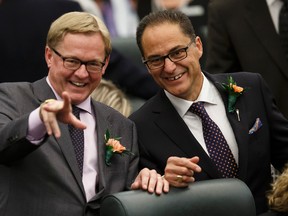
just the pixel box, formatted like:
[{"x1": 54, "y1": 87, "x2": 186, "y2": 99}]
[
  {"x1": 267, "y1": 164, "x2": 288, "y2": 213},
  {"x1": 46, "y1": 11, "x2": 112, "y2": 57},
  {"x1": 91, "y1": 79, "x2": 132, "y2": 117}
]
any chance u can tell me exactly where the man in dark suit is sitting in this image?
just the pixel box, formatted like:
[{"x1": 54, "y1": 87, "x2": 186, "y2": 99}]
[
  {"x1": 0, "y1": 12, "x2": 168, "y2": 216},
  {"x1": 205, "y1": 0, "x2": 288, "y2": 118},
  {"x1": 129, "y1": 10, "x2": 288, "y2": 215}
]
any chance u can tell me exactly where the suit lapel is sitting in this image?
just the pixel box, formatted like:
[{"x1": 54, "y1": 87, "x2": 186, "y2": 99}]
[
  {"x1": 154, "y1": 73, "x2": 251, "y2": 180},
  {"x1": 90, "y1": 100, "x2": 109, "y2": 200},
  {"x1": 57, "y1": 123, "x2": 86, "y2": 192},
  {"x1": 205, "y1": 72, "x2": 250, "y2": 180},
  {"x1": 154, "y1": 91, "x2": 220, "y2": 178},
  {"x1": 244, "y1": 0, "x2": 288, "y2": 79},
  {"x1": 32, "y1": 78, "x2": 86, "y2": 195},
  {"x1": 32, "y1": 78, "x2": 56, "y2": 103}
]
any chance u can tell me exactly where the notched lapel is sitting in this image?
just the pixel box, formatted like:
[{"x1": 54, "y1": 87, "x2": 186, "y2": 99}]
[
  {"x1": 56, "y1": 122, "x2": 86, "y2": 194},
  {"x1": 92, "y1": 102, "x2": 110, "y2": 192},
  {"x1": 32, "y1": 78, "x2": 56, "y2": 103},
  {"x1": 208, "y1": 73, "x2": 250, "y2": 179},
  {"x1": 154, "y1": 93, "x2": 221, "y2": 178}
]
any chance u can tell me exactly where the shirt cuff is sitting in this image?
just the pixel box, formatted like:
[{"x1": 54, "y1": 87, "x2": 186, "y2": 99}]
[{"x1": 27, "y1": 107, "x2": 47, "y2": 145}]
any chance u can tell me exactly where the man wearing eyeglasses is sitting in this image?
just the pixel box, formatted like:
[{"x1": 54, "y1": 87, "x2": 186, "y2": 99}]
[
  {"x1": 0, "y1": 12, "x2": 169, "y2": 216},
  {"x1": 129, "y1": 10, "x2": 288, "y2": 215}
]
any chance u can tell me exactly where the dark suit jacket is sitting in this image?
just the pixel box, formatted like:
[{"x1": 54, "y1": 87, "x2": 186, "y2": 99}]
[
  {"x1": 129, "y1": 72, "x2": 288, "y2": 215},
  {"x1": 0, "y1": 0, "x2": 83, "y2": 83},
  {"x1": 0, "y1": 78, "x2": 139, "y2": 216},
  {"x1": 205, "y1": 0, "x2": 288, "y2": 118}
]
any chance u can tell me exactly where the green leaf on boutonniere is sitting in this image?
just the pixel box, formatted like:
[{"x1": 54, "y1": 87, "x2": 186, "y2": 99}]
[
  {"x1": 104, "y1": 129, "x2": 134, "y2": 166},
  {"x1": 221, "y1": 76, "x2": 245, "y2": 113}
]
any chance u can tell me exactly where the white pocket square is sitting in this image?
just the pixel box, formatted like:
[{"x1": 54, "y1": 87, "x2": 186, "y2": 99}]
[{"x1": 248, "y1": 118, "x2": 262, "y2": 134}]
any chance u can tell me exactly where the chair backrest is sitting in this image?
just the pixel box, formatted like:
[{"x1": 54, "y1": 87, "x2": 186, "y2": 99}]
[{"x1": 100, "y1": 178, "x2": 256, "y2": 216}]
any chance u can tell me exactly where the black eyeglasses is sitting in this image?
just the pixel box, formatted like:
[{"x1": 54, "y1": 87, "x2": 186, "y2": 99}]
[
  {"x1": 51, "y1": 48, "x2": 105, "y2": 74},
  {"x1": 142, "y1": 41, "x2": 193, "y2": 70}
]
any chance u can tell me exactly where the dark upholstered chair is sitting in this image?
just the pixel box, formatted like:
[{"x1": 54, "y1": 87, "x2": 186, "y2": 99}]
[
  {"x1": 100, "y1": 178, "x2": 256, "y2": 216},
  {"x1": 111, "y1": 37, "x2": 148, "y2": 110}
]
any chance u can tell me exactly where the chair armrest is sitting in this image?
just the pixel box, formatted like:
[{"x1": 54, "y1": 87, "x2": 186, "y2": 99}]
[{"x1": 100, "y1": 178, "x2": 256, "y2": 216}]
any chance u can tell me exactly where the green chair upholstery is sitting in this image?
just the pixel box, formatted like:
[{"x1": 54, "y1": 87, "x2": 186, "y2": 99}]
[{"x1": 100, "y1": 178, "x2": 256, "y2": 216}]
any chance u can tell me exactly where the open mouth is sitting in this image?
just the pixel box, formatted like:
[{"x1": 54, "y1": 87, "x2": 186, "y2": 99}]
[
  {"x1": 70, "y1": 81, "x2": 86, "y2": 87},
  {"x1": 166, "y1": 73, "x2": 184, "y2": 81}
]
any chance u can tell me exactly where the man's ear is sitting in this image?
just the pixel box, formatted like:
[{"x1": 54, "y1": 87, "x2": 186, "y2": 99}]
[
  {"x1": 45, "y1": 46, "x2": 53, "y2": 68},
  {"x1": 101, "y1": 55, "x2": 110, "y2": 75},
  {"x1": 195, "y1": 36, "x2": 203, "y2": 58}
]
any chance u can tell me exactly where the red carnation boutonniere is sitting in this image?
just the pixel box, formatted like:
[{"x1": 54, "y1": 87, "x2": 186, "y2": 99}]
[
  {"x1": 104, "y1": 129, "x2": 134, "y2": 166},
  {"x1": 221, "y1": 76, "x2": 245, "y2": 113}
]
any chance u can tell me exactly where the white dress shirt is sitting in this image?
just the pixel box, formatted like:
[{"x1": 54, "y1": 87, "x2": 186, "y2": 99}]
[
  {"x1": 266, "y1": 0, "x2": 284, "y2": 33},
  {"x1": 165, "y1": 74, "x2": 239, "y2": 163}
]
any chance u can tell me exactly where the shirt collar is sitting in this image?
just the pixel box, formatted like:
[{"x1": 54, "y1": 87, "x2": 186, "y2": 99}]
[
  {"x1": 266, "y1": 0, "x2": 279, "y2": 7},
  {"x1": 165, "y1": 74, "x2": 218, "y2": 117}
]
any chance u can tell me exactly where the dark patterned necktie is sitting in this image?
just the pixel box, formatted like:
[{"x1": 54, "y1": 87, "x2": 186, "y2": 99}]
[
  {"x1": 69, "y1": 106, "x2": 84, "y2": 176},
  {"x1": 102, "y1": 0, "x2": 117, "y2": 37},
  {"x1": 190, "y1": 102, "x2": 238, "y2": 178},
  {"x1": 279, "y1": 0, "x2": 288, "y2": 60}
]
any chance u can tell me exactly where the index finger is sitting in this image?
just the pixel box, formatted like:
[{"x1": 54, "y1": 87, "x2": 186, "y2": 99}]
[
  {"x1": 61, "y1": 91, "x2": 72, "y2": 113},
  {"x1": 188, "y1": 156, "x2": 201, "y2": 173}
]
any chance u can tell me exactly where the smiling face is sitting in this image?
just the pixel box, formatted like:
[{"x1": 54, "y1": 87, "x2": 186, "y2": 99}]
[
  {"x1": 141, "y1": 22, "x2": 204, "y2": 101},
  {"x1": 45, "y1": 32, "x2": 109, "y2": 105}
]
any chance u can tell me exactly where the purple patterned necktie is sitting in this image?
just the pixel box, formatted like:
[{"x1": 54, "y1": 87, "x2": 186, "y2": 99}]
[
  {"x1": 102, "y1": 0, "x2": 117, "y2": 37},
  {"x1": 69, "y1": 106, "x2": 84, "y2": 176},
  {"x1": 280, "y1": 0, "x2": 288, "y2": 61},
  {"x1": 190, "y1": 102, "x2": 238, "y2": 178}
]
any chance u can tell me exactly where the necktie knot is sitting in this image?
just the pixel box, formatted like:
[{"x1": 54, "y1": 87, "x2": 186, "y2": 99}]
[
  {"x1": 72, "y1": 106, "x2": 81, "y2": 119},
  {"x1": 190, "y1": 102, "x2": 210, "y2": 122},
  {"x1": 190, "y1": 102, "x2": 205, "y2": 113}
]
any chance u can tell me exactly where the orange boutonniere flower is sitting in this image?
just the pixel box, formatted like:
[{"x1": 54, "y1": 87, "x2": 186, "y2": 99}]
[
  {"x1": 221, "y1": 76, "x2": 245, "y2": 113},
  {"x1": 104, "y1": 129, "x2": 134, "y2": 166}
]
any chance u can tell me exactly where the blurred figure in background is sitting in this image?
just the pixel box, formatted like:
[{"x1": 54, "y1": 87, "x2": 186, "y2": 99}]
[
  {"x1": 260, "y1": 164, "x2": 288, "y2": 216},
  {"x1": 91, "y1": 79, "x2": 132, "y2": 117},
  {"x1": 0, "y1": 0, "x2": 82, "y2": 83},
  {"x1": 103, "y1": 48, "x2": 159, "y2": 101},
  {"x1": 73, "y1": 0, "x2": 138, "y2": 38},
  {"x1": 205, "y1": 0, "x2": 288, "y2": 118}
]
